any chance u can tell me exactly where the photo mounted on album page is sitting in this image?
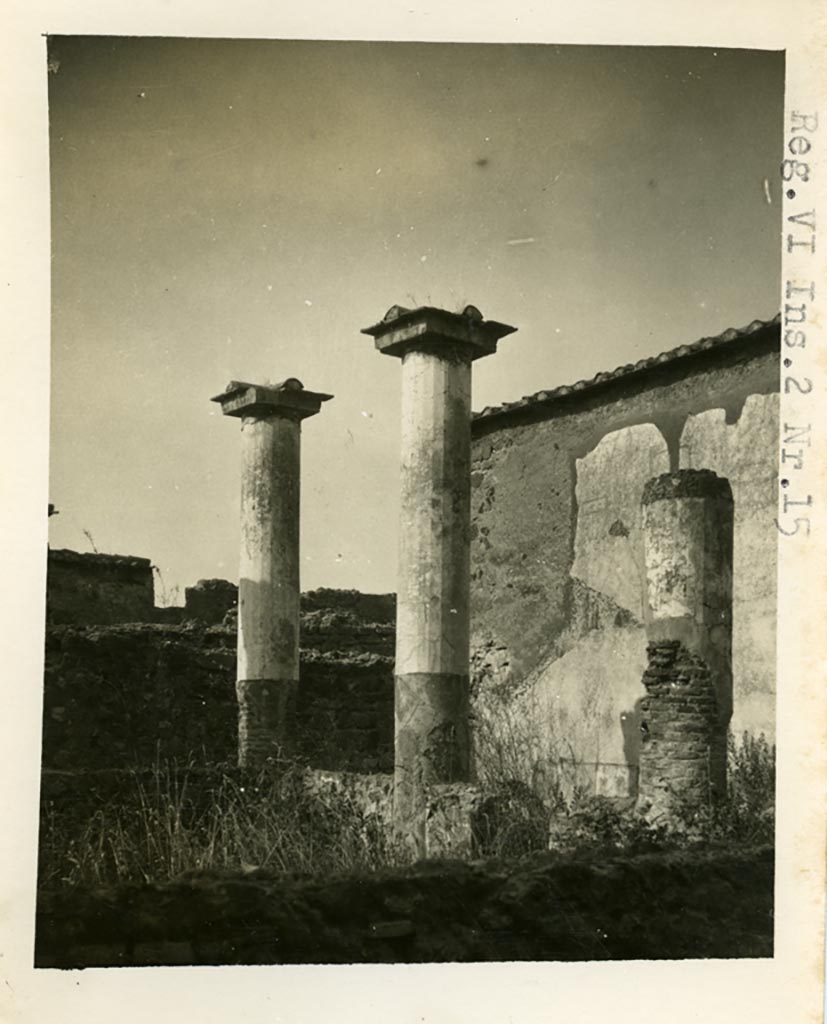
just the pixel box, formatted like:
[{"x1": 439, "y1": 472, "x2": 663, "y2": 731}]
[{"x1": 1, "y1": 2, "x2": 825, "y2": 1023}]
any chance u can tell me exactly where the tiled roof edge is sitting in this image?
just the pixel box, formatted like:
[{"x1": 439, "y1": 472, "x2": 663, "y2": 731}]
[{"x1": 473, "y1": 313, "x2": 780, "y2": 424}]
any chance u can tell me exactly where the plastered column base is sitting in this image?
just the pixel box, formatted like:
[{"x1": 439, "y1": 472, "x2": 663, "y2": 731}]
[
  {"x1": 236, "y1": 678, "x2": 297, "y2": 769},
  {"x1": 393, "y1": 672, "x2": 470, "y2": 849}
]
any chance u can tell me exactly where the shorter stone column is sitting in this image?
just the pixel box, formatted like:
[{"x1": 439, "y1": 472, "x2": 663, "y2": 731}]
[
  {"x1": 212, "y1": 378, "x2": 332, "y2": 769},
  {"x1": 638, "y1": 469, "x2": 733, "y2": 819}
]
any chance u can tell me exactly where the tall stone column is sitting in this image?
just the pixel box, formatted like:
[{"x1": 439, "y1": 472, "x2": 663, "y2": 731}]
[
  {"x1": 638, "y1": 468, "x2": 734, "y2": 819},
  {"x1": 211, "y1": 378, "x2": 332, "y2": 769},
  {"x1": 361, "y1": 305, "x2": 516, "y2": 845}
]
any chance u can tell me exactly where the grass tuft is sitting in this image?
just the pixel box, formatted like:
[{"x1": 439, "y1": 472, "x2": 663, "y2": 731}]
[{"x1": 38, "y1": 761, "x2": 408, "y2": 888}]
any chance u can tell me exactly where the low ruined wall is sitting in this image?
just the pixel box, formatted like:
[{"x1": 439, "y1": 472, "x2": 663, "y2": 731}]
[
  {"x1": 43, "y1": 624, "x2": 237, "y2": 769},
  {"x1": 301, "y1": 588, "x2": 395, "y2": 624},
  {"x1": 42, "y1": 623, "x2": 394, "y2": 773},
  {"x1": 183, "y1": 579, "x2": 238, "y2": 625},
  {"x1": 300, "y1": 606, "x2": 395, "y2": 658},
  {"x1": 35, "y1": 846, "x2": 774, "y2": 966},
  {"x1": 297, "y1": 653, "x2": 394, "y2": 772},
  {"x1": 46, "y1": 549, "x2": 155, "y2": 625}
]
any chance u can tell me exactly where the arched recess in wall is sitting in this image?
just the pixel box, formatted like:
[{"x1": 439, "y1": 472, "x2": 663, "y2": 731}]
[
  {"x1": 679, "y1": 392, "x2": 779, "y2": 743},
  {"x1": 571, "y1": 422, "x2": 670, "y2": 621}
]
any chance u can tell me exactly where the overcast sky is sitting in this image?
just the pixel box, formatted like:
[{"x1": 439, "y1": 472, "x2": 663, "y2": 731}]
[{"x1": 45, "y1": 37, "x2": 783, "y2": 601}]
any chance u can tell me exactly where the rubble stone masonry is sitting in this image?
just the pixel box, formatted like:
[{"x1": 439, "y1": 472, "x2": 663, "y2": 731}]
[{"x1": 638, "y1": 640, "x2": 727, "y2": 818}]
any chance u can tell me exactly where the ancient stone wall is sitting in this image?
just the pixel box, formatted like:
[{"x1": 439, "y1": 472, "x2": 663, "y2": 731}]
[
  {"x1": 42, "y1": 621, "x2": 394, "y2": 774},
  {"x1": 46, "y1": 549, "x2": 155, "y2": 625},
  {"x1": 183, "y1": 579, "x2": 237, "y2": 625},
  {"x1": 179, "y1": 586, "x2": 395, "y2": 632},
  {"x1": 35, "y1": 846, "x2": 774, "y2": 966},
  {"x1": 297, "y1": 653, "x2": 394, "y2": 773},
  {"x1": 301, "y1": 588, "x2": 395, "y2": 624},
  {"x1": 469, "y1": 326, "x2": 778, "y2": 798}
]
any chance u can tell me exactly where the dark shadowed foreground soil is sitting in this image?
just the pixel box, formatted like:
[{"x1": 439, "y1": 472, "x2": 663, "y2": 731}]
[{"x1": 35, "y1": 845, "x2": 773, "y2": 967}]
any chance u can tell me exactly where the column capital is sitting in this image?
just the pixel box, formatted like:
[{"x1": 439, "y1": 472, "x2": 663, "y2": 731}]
[
  {"x1": 211, "y1": 378, "x2": 333, "y2": 420},
  {"x1": 642, "y1": 469, "x2": 733, "y2": 506},
  {"x1": 361, "y1": 304, "x2": 517, "y2": 361}
]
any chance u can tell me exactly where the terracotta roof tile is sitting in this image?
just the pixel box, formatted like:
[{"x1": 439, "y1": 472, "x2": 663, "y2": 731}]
[{"x1": 473, "y1": 313, "x2": 780, "y2": 424}]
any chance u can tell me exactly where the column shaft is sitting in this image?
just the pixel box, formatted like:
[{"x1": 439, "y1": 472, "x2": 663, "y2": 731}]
[
  {"x1": 236, "y1": 414, "x2": 301, "y2": 766},
  {"x1": 396, "y1": 347, "x2": 471, "y2": 675},
  {"x1": 395, "y1": 347, "x2": 472, "y2": 829},
  {"x1": 239, "y1": 414, "x2": 301, "y2": 681}
]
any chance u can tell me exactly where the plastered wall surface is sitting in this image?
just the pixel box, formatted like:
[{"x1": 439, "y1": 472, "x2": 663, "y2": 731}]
[
  {"x1": 572, "y1": 422, "x2": 669, "y2": 620},
  {"x1": 469, "y1": 337, "x2": 778, "y2": 795},
  {"x1": 679, "y1": 393, "x2": 778, "y2": 739}
]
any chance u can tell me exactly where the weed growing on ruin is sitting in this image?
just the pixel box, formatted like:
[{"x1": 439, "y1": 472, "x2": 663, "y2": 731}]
[
  {"x1": 81, "y1": 527, "x2": 99, "y2": 553},
  {"x1": 152, "y1": 565, "x2": 181, "y2": 608},
  {"x1": 473, "y1": 685, "x2": 569, "y2": 810},
  {"x1": 471, "y1": 685, "x2": 562, "y2": 857},
  {"x1": 473, "y1": 716, "x2": 777, "y2": 858},
  {"x1": 37, "y1": 733, "x2": 775, "y2": 889},
  {"x1": 547, "y1": 731, "x2": 776, "y2": 853},
  {"x1": 471, "y1": 780, "x2": 554, "y2": 860},
  {"x1": 727, "y1": 731, "x2": 776, "y2": 823},
  {"x1": 38, "y1": 761, "x2": 410, "y2": 888},
  {"x1": 547, "y1": 796, "x2": 674, "y2": 854},
  {"x1": 667, "y1": 731, "x2": 776, "y2": 845}
]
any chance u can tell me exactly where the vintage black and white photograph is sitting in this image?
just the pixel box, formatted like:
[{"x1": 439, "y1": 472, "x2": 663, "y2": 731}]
[{"x1": 32, "y1": 35, "x2": 789, "y2": 970}]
